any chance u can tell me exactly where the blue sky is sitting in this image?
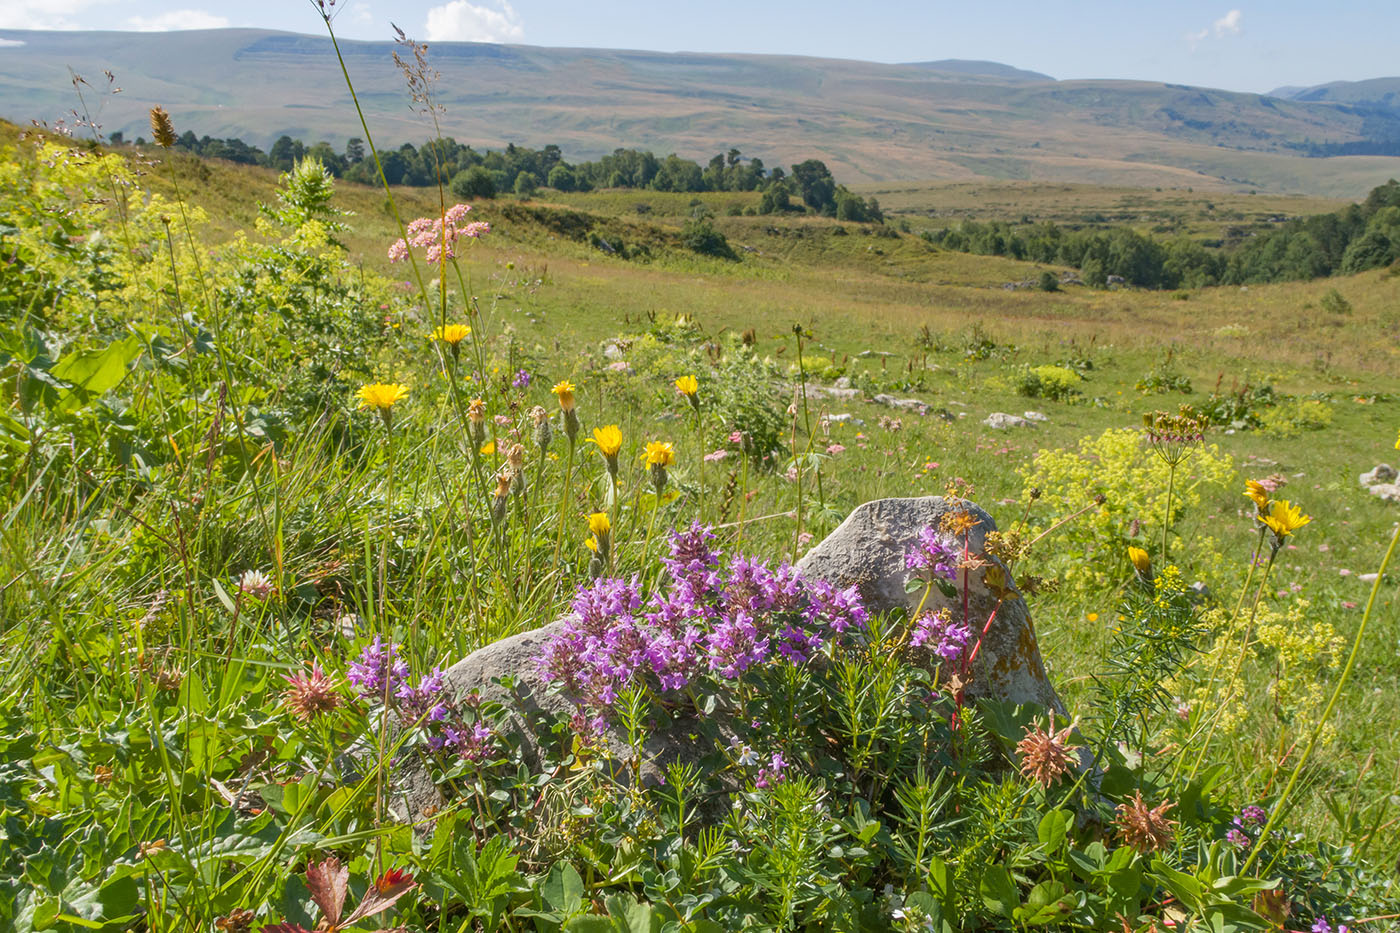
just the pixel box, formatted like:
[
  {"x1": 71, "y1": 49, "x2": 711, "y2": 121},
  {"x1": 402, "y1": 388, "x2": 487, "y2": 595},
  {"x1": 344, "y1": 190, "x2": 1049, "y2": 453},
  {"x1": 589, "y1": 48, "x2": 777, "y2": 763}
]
[{"x1": 1, "y1": 0, "x2": 1395, "y2": 94}]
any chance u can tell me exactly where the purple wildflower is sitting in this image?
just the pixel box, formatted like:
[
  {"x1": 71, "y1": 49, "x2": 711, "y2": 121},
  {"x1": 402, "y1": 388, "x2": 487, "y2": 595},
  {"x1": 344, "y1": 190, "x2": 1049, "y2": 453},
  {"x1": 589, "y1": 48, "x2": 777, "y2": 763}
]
[
  {"x1": 910, "y1": 610, "x2": 972, "y2": 664},
  {"x1": 1226, "y1": 828, "x2": 1250, "y2": 848},
  {"x1": 905, "y1": 526, "x2": 957, "y2": 582},
  {"x1": 512, "y1": 369, "x2": 531, "y2": 389},
  {"x1": 756, "y1": 752, "x2": 788, "y2": 789},
  {"x1": 661, "y1": 521, "x2": 722, "y2": 589},
  {"x1": 1312, "y1": 921, "x2": 1332, "y2": 933},
  {"x1": 1239, "y1": 805, "x2": 1267, "y2": 827},
  {"x1": 346, "y1": 636, "x2": 409, "y2": 700},
  {"x1": 396, "y1": 667, "x2": 448, "y2": 723}
]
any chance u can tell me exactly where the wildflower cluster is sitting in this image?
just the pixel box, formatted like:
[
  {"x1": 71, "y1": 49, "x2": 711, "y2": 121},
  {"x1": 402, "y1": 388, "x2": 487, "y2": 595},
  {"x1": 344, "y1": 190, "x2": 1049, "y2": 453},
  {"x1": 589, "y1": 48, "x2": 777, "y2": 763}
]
[
  {"x1": 908, "y1": 608, "x2": 971, "y2": 664},
  {"x1": 387, "y1": 203, "x2": 489, "y2": 264},
  {"x1": 537, "y1": 523, "x2": 867, "y2": 716},
  {"x1": 904, "y1": 526, "x2": 957, "y2": 582},
  {"x1": 346, "y1": 637, "x2": 497, "y2": 762}
]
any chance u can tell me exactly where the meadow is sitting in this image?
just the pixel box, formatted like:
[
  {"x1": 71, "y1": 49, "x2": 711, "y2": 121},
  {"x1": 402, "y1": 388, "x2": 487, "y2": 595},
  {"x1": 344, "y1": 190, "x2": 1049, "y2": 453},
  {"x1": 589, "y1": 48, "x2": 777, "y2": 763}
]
[{"x1": 1, "y1": 77, "x2": 1399, "y2": 932}]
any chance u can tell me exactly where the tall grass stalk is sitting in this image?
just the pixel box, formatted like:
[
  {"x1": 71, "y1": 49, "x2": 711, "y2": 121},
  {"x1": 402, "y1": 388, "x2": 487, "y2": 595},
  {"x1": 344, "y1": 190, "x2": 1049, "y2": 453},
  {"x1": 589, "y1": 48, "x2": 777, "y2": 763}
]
[{"x1": 1242, "y1": 518, "x2": 1400, "y2": 876}]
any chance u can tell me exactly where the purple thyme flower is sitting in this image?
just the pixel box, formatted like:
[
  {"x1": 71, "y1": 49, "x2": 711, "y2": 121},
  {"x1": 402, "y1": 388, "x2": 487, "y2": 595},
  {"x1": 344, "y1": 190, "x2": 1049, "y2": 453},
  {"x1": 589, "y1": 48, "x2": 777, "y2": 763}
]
[
  {"x1": 512, "y1": 368, "x2": 531, "y2": 389},
  {"x1": 1226, "y1": 828, "x2": 1250, "y2": 848},
  {"x1": 910, "y1": 610, "x2": 972, "y2": 664},
  {"x1": 1239, "y1": 805, "x2": 1267, "y2": 827},
  {"x1": 756, "y1": 752, "x2": 788, "y2": 788},
  {"x1": 661, "y1": 521, "x2": 722, "y2": 590},
  {"x1": 905, "y1": 526, "x2": 957, "y2": 582},
  {"x1": 346, "y1": 636, "x2": 409, "y2": 700},
  {"x1": 396, "y1": 666, "x2": 448, "y2": 723},
  {"x1": 1312, "y1": 920, "x2": 1332, "y2": 933}
]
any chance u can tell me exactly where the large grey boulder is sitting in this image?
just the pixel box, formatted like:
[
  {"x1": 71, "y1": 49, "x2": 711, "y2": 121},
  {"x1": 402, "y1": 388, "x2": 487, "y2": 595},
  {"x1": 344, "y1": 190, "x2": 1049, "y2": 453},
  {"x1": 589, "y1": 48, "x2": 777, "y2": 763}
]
[
  {"x1": 795, "y1": 497, "x2": 1064, "y2": 713},
  {"x1": 391, "y1": 496, "x2": 1065, "y2": 823}
]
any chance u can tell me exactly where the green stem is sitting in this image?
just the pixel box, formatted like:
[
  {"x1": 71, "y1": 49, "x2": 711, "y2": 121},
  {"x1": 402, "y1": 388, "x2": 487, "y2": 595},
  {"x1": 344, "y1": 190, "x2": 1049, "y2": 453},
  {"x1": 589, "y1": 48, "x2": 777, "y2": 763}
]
[
  {"x1": 1161, "y1": 461, "x2": 1176, "y2": 565},
  {"x1": 1242, "y1": 520, "x2": 1400, "y2": 876}
]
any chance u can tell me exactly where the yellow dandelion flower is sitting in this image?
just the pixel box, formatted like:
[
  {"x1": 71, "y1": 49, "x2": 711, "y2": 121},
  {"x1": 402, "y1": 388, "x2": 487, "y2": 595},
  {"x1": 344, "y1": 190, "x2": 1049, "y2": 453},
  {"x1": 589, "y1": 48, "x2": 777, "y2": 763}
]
[
  {"x1": 1260, "y1": 499, "x2": 1310, "y2": 539},
  {"x1": 642, "y1": 440, "x2": 676, "y2": 467},
  {"x1": 355, "y1": 382, "x2": 410, "y2": 411},
  {"x1": 588, "y1": 511, "x2": 611, "y2": 537},
  {"x1": 552, "y1": 380, "x2": 576, "y2": 411},
  {"x1": 432, "y1": 324, "x2": 471, "y2": 346},
  {"x1": 1086, "y1": 612, "x2": 1099, "y2": 623},
  {"x1": 1244, "y1": 480, "x2": 1271, "y2": 513},
  {"x1": 480, "y1": 441, "x2": 496, "y2": 456},
  {"x1": 674, "y1": 375, "x2": 699, "y2": 397},
  {"x1": 584, "y1": 536, "x2": 599, "y2": 552},
  {"x1": 589, "y1": 425, "x2": 623, "y2": 457},
  {"x1": 1127, "y1": 546, "x2": 1152, "y2": 575},
  {"x1": 1395, "y1": 427, "x2": 1399, "y2": 450}
]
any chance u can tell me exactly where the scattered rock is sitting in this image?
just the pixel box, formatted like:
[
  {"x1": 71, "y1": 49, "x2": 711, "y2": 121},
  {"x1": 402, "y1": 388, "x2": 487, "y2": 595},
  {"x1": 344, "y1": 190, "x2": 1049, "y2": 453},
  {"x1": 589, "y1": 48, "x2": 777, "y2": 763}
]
[
  {"x1": 984, "y1": 412, "x2": 1031, "y2": 429},
  {"x1": 1023, "y1": 411, "x2": 1049, "y2": 423},
  {"x1": 1366, "y1": 483, "x2": 1400, "y2": 504},
  {"x1": 1360, "y1": 464, "x2": 1397, "y2": 488},
  {"x1": 1359, "y1": 573, "x2": 1380, "y2": 583},
  {"x1": 602, "y1": 342, "x2": 624, "y2": 360},
  {"x1": 833, "y1": 376, "x2": 853, "y2": 389},
  {"x1": 873, "y1": 394, "x2": 929, "y2": 414}
]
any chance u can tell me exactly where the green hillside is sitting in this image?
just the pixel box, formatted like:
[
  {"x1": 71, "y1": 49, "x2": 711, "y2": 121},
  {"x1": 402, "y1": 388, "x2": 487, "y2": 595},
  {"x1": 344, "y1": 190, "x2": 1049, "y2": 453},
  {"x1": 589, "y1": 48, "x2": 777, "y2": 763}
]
[{"x1": 5, "y1": 27, "x2": 1400, "y2": 196}]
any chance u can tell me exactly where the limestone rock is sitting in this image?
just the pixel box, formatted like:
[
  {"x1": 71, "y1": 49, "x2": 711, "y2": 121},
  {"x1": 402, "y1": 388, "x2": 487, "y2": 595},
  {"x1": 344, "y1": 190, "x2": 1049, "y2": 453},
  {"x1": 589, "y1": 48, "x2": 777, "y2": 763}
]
[
  {"x1": 1360, "y1": 464, "x2": 1397, "y2": 488},
  {"x1": 795, "y1": 496, "x2": 1065, "y2": 713},
  {"x1": 1367, "y1": 483, "x2": 1400, "y2": 503},
  {"x1": 873, "y1": 394, "x2": 929, "y2": 414},
  {"x1": 1023, "y1": 411, "x2": 1049, "y2": 423},
  {"x1": 984, "y1": 412, "x2": 1031, "y2": 429},
  {"x1": 391, "y1": 496, "x2": 1067, "y2": 823}
]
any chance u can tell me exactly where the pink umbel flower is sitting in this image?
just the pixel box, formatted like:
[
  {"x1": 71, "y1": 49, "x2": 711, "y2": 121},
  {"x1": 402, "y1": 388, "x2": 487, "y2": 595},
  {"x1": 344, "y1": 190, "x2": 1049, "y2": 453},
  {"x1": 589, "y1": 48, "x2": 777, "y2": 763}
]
[{"x1": 387, "y1": 203, "x2": 487, "y2": 264}]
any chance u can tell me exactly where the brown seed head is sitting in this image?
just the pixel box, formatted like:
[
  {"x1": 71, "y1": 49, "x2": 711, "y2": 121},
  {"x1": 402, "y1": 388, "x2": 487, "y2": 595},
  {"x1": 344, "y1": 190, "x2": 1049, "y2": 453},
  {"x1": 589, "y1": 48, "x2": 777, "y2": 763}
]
[
  {"x1": 1016, "y1": 716, "x2": 1080, "y2": 788},
  {"x1": 1114, "y1": 790, "x2": 1177, "y2": 854},
  {"x1": 148, "y1": 106, "x2": 176, "y2": 148}
]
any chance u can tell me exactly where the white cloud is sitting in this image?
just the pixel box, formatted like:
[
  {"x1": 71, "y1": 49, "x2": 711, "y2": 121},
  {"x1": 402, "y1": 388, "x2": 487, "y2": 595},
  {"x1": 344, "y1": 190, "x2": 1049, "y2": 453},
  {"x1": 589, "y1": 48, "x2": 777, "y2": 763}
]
[
  {"x1": 0, "y1": 38, "x2": 27, "y2": 46},
  {"x1": 1213, "y1": 9, "x2": 1243, "y2": 36},
  {"x1": 424, "y1": 0, "x2": 523, "y2": 42},
  {"x1": 1185, "y1": 9, "x2": 1243, "y2": 47},
  {"x1": 125, "y1": 9, "x2": 230, "y2": 31},
  {"x1": 0, "y1": 0, "x2": 109, "y2": 30}
]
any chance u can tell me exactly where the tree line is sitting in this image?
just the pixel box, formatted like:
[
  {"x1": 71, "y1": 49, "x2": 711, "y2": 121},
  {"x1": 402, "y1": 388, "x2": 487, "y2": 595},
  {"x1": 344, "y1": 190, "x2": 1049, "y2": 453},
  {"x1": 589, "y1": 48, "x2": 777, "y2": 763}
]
[
  {"x1": 106, "y1": 130, "x2": 883, "y2": 221},
  {"x1": 923, "y1": 179, "x2": 1400, "y2": 288}
]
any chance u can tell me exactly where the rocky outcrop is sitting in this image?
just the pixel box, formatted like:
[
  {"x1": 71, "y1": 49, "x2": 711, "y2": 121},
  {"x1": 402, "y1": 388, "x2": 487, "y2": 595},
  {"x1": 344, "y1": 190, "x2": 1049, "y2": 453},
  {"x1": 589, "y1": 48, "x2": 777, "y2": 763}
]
[
  {"x1": 795, "y1": 497, "x2": 1064, "y2": 712},
  {"x1": 389, "y1": 496, "x2": 1067, "y2": 822}
]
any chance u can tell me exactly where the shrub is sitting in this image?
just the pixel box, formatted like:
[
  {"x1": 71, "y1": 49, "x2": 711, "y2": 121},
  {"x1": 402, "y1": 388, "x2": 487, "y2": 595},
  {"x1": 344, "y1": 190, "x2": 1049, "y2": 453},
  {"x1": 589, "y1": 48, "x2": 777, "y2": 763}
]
[
  {"x1": 679, "y1": 216, "x2": 737, "y2": 260},
  {"x1": 1020, "y1": 428, "x2": 1235, "y2": 592},
  {"x1": 1136, "y1": 364, "x2": 1192, "y2": 395},
  {"x1": 1259, "y1": 398, "x2": 1333, "y2": 437},
  {"x1": 712, "y1": 350, "x2": 788, "y2": 466},
  {"x1": 1016, "y1": 364, "x2": 1082, "y2": 401},
  {"x1": 1038, "y1": 270, "x2": 1060, "y2": 292},
  {"x1": 1320, "y1": 287, "x2": 1352, "y2": 315}
]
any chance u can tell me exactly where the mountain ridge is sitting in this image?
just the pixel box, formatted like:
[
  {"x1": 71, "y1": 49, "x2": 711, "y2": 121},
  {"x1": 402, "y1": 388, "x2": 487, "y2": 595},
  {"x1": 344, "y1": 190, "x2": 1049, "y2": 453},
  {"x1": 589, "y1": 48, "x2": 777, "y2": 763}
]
[{"x1": 3, "y1": 28, "x2": 1400, "y2": 197}]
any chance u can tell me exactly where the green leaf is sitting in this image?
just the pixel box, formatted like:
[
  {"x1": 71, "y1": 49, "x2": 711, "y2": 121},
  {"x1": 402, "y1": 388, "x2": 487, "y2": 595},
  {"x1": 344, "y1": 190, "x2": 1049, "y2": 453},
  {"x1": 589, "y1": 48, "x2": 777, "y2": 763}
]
[
  {"x1": 49, "y1": 335, "x2": 143, "y2": 412},
  {"x1": 1013, "y1": 880, "x2": 1076, "y2": 926},
  {"x1": 563, "y1": 917, "x2": 616, "y2": 933},
  {"x1": 979, "y1": 864, "x2": 1019, "y2": 919},
  {"x1": 1037, "y1": 809, "x2": 1073, "y2": 853}
]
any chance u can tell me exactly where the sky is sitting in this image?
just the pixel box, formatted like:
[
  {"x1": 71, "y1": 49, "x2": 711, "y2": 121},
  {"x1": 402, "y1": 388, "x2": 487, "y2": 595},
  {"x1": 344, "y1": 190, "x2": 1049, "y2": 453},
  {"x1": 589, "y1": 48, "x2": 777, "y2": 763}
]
[{"x1": 1, "y1": 0, "x2": 1397, "y2": 94}]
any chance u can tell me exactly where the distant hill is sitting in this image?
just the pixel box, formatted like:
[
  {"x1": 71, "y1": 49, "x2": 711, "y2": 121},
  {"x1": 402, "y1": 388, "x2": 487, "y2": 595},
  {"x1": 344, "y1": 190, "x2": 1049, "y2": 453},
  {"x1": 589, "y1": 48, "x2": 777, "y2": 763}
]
[
  {"x1": 897, "y1": 59, "x2": 1054, "y2": 82},
  {"x1": 1269, "y1": 77, "x2": 1400, "y2": 108},
  {"x1": 3, "y1": 28, "x2": 1400, "y2": 197}
]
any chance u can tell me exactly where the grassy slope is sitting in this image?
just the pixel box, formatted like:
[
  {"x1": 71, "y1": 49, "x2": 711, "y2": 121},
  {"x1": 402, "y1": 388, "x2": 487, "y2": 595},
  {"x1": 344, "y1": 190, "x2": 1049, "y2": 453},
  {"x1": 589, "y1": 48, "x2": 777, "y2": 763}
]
[
  {"x1": 19, "y1": 127, "x2": 1400, "y2": 850},
  {"x1": 7, "y1": 28, "x2": 1400, "y2": 196}
]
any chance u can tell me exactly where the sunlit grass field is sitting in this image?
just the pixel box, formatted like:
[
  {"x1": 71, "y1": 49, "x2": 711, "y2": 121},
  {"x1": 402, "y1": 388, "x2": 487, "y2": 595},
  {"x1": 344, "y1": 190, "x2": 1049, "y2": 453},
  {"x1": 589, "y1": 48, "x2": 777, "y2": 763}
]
[{"x1": 3, "y1": 117, "x2": 1399, "y2": 928}]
